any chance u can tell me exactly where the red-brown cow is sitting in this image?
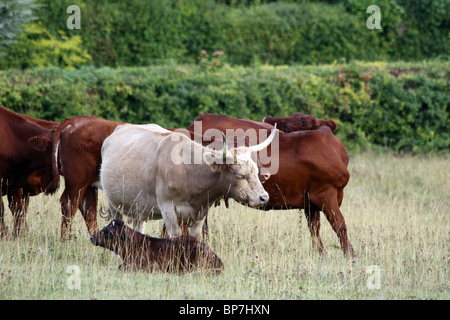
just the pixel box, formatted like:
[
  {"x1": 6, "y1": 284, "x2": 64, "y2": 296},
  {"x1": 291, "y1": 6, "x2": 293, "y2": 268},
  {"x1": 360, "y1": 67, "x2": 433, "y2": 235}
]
[
  {"x1": 187, "y1": 113, "x2": 355, "y2": 258},
  {"x1": 0, "y1": 106, "x2": 58, "y2": 239},
  {"x1": 263, "y1": 112, "x2": 338, "y2": 133},
  {"x1": 51, "y1": 116, "x2": 125, "y2": 240}
]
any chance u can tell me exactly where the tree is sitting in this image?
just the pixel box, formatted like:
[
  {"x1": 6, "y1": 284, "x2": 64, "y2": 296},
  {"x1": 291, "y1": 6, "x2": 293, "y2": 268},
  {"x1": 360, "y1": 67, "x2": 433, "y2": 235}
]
[{"x1": 0, "y1": 0, "x2": 41, "y2": 54}]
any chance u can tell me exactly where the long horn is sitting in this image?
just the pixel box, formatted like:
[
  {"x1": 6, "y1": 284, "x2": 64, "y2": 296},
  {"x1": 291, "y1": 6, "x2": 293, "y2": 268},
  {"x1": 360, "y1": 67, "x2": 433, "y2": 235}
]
[
  {"x1": 248, "y1": 123, "x2": 277, "y2": 153},
  {"x1": 221, "y1": 132, "x2": 228, "y2": 159}
]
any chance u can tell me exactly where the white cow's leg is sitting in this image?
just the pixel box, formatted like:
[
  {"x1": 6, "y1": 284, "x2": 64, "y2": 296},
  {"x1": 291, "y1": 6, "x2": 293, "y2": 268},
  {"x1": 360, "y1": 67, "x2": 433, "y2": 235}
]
[
  {"x1": 189, "y1": 218, "x2": 205, "y2": 241},
  {"x1": 133, "y1": 219, "x2": 146, "y2": 234},
  {"x1": 160, "y1": 203, "x2": 182, "y2": 238}
]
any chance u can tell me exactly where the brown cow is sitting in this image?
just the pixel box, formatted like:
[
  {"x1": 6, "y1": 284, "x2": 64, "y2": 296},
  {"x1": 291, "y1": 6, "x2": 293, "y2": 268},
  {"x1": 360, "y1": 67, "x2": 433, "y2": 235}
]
[
  {"x1": 0, "y1": 106, "x2": 58, "y2": 239},
  {"x1": 90, "y1": 219, "x2": 224, "y2": 273},
  {"x1": 263, "y1": 112, "x2": 338, "y2": 133},
  {"x1": 187, "y1": 113, "x2": 355, "y2": 258},
  {"x1": 51, "y1": 116, "x2": 124, "y2": 239},
  {"x1": 6, "y1": 113, "x2": 58, "y2": 236}
]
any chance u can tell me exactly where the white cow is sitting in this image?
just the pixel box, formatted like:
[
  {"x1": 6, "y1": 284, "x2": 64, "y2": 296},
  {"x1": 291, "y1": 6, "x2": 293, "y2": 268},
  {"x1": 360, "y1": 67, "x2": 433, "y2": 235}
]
[{"x1": 100, "y1": 123, "x2": 276, "y2": 240}]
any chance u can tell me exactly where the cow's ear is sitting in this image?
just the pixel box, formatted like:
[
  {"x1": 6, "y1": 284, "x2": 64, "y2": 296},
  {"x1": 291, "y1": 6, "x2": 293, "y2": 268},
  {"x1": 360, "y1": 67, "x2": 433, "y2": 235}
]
[
  {"x1": 28, "y1": 135, "x2": 51, "y2": 152},
  {"x1": 327, "y1": 120, "x2": 338, "y2": 132}
]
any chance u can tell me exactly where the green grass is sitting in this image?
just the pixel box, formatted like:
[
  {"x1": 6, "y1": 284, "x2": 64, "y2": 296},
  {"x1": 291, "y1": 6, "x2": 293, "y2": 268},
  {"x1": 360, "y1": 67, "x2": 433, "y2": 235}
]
[{"x1": 0, "y1": 152, "x2": 448, "y2": 299}]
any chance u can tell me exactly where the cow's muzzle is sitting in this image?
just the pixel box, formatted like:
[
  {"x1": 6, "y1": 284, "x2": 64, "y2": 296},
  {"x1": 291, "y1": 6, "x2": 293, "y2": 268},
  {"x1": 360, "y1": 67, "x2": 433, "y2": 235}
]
[
  {"x1": 259, "y1": 193, "x2": 269, "y2": 205},
  {"x1": 249, "y1": 192, "x2": 269, "y2": 207}
]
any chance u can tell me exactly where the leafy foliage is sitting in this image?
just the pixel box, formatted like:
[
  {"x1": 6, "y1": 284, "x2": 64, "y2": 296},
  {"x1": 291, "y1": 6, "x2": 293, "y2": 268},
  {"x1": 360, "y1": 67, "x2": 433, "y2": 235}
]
[
  {"x1": 1, "y1": 0, "x2": 447, "y2": 69},
  {"x1": 0, "y1": 22, "x2": 91, "y2": 70},
  {"x1": 0, "y1": 61, "x2": 448, "y2": 153}
]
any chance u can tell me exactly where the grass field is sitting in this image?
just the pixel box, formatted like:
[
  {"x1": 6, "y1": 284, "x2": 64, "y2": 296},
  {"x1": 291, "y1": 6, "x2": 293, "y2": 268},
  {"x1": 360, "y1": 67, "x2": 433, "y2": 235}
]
[{"x1": 0, "y1": 152, "x2": 448, "y2": 300}]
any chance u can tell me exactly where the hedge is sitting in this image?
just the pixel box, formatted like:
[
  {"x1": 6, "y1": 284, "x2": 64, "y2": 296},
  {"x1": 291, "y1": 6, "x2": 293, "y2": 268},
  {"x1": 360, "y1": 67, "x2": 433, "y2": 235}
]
[
  {"x1": 1, "y1": 0, "x2": 448, "y2": 69},
  {"x1": 0, "y1": 60, "x2": 448, "y2": 153}
]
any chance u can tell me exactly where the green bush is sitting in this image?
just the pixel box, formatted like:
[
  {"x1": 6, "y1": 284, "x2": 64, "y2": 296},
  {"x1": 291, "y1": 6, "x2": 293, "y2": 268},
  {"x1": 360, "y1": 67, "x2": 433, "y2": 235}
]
[
  {"x1": 1, "y1": 0, "x2": 445, "y2": 69},
  {"x1": 0, "y1": 22, "x2": 91, "y2": 70},
  {"x1": 0, "y1": 61, "x2": 448, "y2": 153}
]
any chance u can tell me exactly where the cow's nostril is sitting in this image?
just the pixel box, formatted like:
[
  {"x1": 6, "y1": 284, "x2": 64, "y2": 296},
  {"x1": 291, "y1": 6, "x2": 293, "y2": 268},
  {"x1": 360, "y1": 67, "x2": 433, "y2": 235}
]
[{"x1": 260, "y1": 194, "x2": 269, "y2": 203}]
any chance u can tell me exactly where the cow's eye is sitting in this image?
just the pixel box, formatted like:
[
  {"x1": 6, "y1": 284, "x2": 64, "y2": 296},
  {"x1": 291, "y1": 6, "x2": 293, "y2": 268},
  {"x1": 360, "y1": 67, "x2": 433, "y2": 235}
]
[{"x1": 236, "y1": 173, "x2": 246, "y2": 179}]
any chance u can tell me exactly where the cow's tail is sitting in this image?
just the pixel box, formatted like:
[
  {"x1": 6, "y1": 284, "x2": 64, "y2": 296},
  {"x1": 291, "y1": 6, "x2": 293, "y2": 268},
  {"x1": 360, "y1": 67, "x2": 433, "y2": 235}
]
[{"x1": 45, "y1": 120, "x2": 65, "y2": 195}]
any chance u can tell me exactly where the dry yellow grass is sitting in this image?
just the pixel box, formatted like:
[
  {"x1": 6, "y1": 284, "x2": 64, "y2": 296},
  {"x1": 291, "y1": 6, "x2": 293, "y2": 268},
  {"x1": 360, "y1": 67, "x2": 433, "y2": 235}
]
[{"x1": 0, "y1": 152, "x2": 448, "y2": 299}]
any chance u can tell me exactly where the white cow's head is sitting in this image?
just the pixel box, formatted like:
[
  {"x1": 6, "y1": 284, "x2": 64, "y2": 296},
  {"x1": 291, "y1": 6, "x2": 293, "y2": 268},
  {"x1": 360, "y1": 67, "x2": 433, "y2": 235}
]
[{"x1": 203, "y1": 125, "x2": 277, "y2": 207}]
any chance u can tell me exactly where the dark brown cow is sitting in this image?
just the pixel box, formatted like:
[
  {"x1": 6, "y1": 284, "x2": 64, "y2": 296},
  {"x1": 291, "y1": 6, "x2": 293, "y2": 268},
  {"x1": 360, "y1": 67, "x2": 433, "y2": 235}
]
[
  {"x1": 263, "y1": 112, "x2": 338, "y2": 133},
  {"x1": 0, "y1": 106, "x2": 58, "y2": 239},
  {"x1": 187, "y1": 113, "x2": 355, "y2": 258},
  {"x1": 90, "y1": 219, "x2": 223, "y2": 273},
  {"x1": 51, "y1": 116, "x2": 125, "y2": 240}
]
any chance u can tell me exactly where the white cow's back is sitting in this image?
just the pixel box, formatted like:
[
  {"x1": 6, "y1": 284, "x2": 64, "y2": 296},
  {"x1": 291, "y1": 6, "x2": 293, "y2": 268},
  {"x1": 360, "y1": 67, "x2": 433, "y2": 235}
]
[{"x1": 100, "y1": 124, "x2": 171, "y2": 221}]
